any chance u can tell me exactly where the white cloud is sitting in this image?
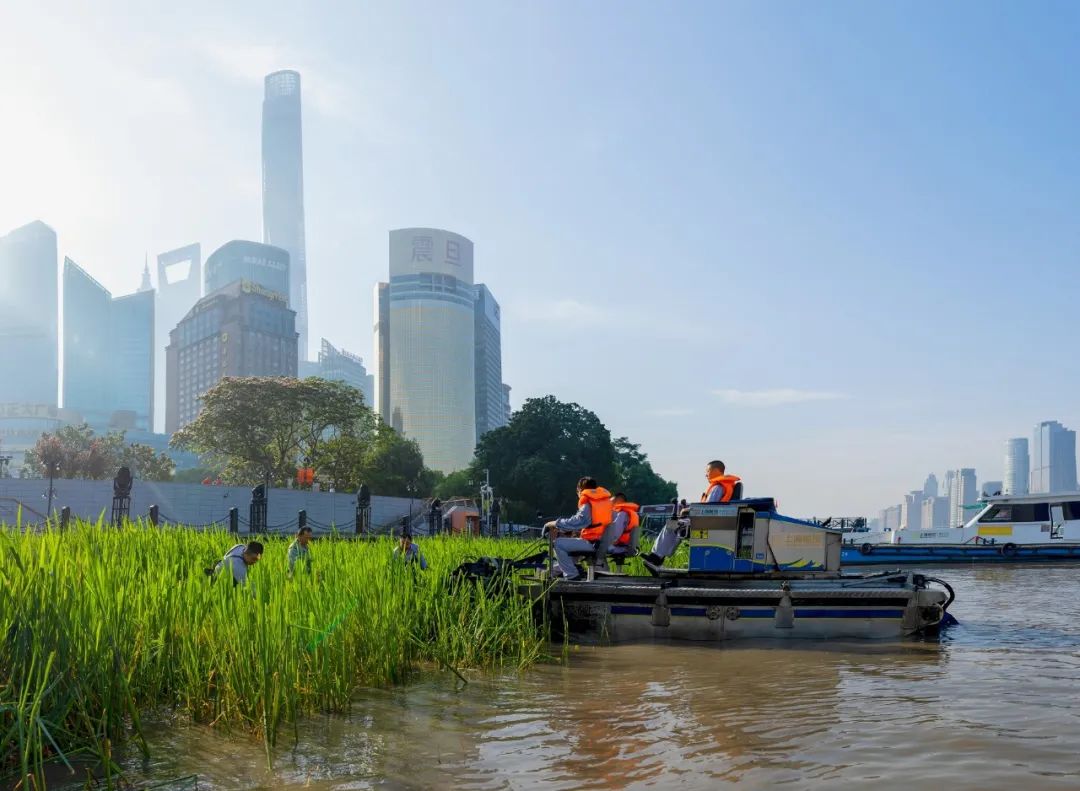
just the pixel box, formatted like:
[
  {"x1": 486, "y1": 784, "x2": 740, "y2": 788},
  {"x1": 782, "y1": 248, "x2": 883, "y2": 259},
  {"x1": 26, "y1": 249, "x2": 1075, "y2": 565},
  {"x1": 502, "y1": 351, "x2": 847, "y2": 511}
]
[
  {"x1": 647, "y1": 407, "x2": 695, "y2": 417},
  {"x1": 713, "y1": 388, "x2": 850, "y2": 407}
]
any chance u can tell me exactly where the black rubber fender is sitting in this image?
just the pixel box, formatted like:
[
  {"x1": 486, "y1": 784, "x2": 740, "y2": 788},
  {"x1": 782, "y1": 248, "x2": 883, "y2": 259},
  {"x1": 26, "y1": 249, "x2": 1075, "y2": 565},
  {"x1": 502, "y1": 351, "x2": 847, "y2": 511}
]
[
  {"x1": 999, "y1": 542, "x2": 1018, "y2": 557},
  {"x1": 860, "y1": 542, "x2": 874, "y2": 555}
]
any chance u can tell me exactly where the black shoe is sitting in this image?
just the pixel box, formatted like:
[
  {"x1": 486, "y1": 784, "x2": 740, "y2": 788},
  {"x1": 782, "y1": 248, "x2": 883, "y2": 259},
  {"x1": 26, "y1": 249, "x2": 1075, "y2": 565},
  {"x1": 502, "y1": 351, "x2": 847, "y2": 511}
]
[{"x1": 641, "y1": 552, "x2": 663, "y2": 566}]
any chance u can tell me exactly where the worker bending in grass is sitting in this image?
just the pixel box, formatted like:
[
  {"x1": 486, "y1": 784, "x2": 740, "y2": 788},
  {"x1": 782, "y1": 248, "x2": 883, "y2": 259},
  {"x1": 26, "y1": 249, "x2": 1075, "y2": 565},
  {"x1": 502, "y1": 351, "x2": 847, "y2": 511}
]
[
  {"x1": 287, "y1": 526, "x2": 313, "y2": 577},
  {"x1": 546, "y1": 476, "x2": 614, "y2": 581},
  {"x1": 213, "y1": 540, "x2": 264, "y2": 586},
  {"x1": 393, "y1": 532, "x2": 428, "y2": 571},
  {"x1": 643, "y1": 459, "x2": 741, "y2": 566}
]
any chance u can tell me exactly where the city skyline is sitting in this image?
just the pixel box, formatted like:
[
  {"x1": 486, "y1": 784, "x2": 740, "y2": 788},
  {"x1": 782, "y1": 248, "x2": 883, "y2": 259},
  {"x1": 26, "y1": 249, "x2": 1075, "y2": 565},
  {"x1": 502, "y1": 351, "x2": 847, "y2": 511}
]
[{"x1": 3, "y1": 2, "x2": 1080, "y2": 513}]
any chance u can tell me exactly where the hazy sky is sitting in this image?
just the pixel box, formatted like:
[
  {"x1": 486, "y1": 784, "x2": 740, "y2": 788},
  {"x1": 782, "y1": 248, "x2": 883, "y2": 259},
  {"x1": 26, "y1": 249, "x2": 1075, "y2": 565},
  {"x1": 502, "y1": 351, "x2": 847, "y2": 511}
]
[{"x1": 2, "y1": 1, "x2": 1079, "y2": 516}]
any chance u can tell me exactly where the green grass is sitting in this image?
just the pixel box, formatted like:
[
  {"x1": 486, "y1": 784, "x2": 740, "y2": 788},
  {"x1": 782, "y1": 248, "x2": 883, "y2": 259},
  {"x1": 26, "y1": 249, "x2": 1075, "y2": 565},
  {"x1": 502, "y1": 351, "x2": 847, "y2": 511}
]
[{"x1": 0, "y1": 519, "x2": 550, "y2": 789}]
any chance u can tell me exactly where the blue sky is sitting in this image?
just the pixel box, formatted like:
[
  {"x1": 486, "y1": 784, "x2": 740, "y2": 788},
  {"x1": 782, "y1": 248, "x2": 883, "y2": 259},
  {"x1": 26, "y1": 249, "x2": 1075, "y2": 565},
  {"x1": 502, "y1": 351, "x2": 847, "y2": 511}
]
[{"x1": 2, "y1": 1, "x2": 1078, "y2": 515}]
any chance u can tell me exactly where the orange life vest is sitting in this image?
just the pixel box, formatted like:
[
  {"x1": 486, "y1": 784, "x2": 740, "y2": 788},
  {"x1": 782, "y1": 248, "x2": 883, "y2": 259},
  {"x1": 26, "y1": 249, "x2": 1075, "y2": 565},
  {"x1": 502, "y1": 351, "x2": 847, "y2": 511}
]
[
  {"x1": 612, "y1": 502, "x2": 640, "y2": 546},
  {"x1": 701, "y1": 474, "x2": 741, "y2": 503},
  {"x1": 578, "y1": 487, "x2": 614, "y2": 542}
]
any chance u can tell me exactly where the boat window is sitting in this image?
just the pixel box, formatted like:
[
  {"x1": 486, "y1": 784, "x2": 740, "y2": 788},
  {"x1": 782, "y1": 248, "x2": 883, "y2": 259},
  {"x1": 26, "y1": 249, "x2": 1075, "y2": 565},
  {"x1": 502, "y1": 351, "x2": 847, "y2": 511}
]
[
  {"x1": 1063, "y1": 502, "x2": 1080, "y2": 520},
  {"x1": 980, "y1": 506, "x2": 1012, "y2": 522},
  {"x1": 979, "y1": 503, "x2": 1049, "y2": 522}
]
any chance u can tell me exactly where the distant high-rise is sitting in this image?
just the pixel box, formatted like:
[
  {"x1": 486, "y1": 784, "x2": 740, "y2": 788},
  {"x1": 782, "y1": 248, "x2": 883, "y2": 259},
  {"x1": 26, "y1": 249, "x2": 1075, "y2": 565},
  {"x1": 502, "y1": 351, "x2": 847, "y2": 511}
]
[
  {"x1": 373, "y1": 282, "x2": 391, "y2": 422},
  {"x1": 262, "y1": 70, "x2": 308, "y2": 360},
  {"x1": 138, "y1": 256, "x2": 153, "y2": 292},
  {"x1": 111, "y1": 290, "x2": 155, "y2": 431},
  {"x1": 501, "y1": 383, "x2": 513, "y2": 424},
  {"x1": 302, "y1": 338, "x2": 374, "y2": 407},
  {"x1": 63, "y1": 258, "x2": 113, "y2": 427},
  {"x1": 64, "y1": 258, "x2": 155, "y2": 431},
  {"x1": 921, "y1": 495, "x2": 951, "y2": 530},
  {"x1": 165, "y1": 280, "x2": 297, "y2": 433},
  {"x1": 922, "y1": 473, "x2": 938, "y2": 498},
  {"x1": 205, "y1": 240, "x2": 289, "y2": 299},
  {"x1": 949, "y1": 468, "x2": 978, "y2": 528},
  {"x1": 901, "y1": 491, "x2": 924, "y2": 531},
  {"x1": 1004, "y1": 437, "x2": 1030, "y2": 495},
  {"x1": 880, "y1": 504, "x2": 902, "y2": 532},
  {"x1": 377, "y1": 228, "x2": 477, "y2": 472},
  {"x1": 1031, "y1": 421, "x2": 1078, "y2": 493},
  {"x1": 0, "y1": 221, "x2": 58, "y2": 405},
  {"x1": 474, "y1": 283, "x2": 508, "y2": 441},
  {"x1": 155, "y1": 243, "x2": 201, "y2": 432}
]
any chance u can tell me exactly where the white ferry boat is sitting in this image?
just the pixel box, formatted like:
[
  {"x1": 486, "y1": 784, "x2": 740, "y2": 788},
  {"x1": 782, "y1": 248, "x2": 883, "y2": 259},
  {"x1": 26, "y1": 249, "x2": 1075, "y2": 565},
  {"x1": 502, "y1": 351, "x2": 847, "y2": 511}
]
[{"x1": 842, "y1": 492, "x2": 1080, "y2": 565}]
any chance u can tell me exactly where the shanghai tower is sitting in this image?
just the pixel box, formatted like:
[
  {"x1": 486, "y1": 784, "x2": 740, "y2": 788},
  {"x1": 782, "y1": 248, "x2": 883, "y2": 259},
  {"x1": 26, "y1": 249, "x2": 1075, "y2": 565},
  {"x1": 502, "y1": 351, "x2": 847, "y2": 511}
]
[{"x1": 262, "y1": 70, "x2": 308, "y2": 359}]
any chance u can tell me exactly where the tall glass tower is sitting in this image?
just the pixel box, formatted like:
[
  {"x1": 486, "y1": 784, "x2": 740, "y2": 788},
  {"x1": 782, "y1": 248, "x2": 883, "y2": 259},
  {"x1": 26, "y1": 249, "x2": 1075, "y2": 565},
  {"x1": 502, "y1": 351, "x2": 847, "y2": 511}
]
[
  {"x1": 379, "y1": 229, "x2": 477, "y2": 473},
  {"x1": 0, "y1": 221, "x2": 58, "y2": 405},
  {"x1": 262, "y1": 70, "x2": 308, "y2": 361}
]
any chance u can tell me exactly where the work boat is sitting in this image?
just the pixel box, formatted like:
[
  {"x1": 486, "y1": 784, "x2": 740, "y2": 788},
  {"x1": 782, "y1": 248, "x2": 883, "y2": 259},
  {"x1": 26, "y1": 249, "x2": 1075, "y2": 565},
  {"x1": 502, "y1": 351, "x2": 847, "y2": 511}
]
[
  {"x1": 842, "y1": 492, "x2": 1080, "y2": 566},
  {"x1": 527, "y1": 498, "x2": 954, "y2": 642}
]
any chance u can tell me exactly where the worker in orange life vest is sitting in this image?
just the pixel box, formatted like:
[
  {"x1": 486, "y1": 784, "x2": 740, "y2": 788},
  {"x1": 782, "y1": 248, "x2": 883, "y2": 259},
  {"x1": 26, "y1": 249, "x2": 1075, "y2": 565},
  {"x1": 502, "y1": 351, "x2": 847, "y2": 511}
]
[
  {"x1": 546, "y1": 476, "x2": 614, "y2": 581},
  {"x1": 643, "y1": 460, "x2": 742, "y2": 566},
  {"x1": 610, "y1": 493, "x2": 640, "y2": 550}
]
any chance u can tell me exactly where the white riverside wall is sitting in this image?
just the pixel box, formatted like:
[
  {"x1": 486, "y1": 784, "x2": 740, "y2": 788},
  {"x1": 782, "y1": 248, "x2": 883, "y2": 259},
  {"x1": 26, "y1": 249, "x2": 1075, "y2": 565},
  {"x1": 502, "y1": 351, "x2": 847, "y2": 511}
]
[{"x1": 0, "y1": 478, "x2": 423, "y2": 535}]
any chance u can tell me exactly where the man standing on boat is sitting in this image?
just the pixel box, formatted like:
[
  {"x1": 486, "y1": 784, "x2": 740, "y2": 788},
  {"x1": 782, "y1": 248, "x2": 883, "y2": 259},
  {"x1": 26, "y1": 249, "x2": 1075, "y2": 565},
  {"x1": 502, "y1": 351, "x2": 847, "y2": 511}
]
[
  {"x1": 643, "y1": 460, "x2": 741, "y2": 566},
  {"x1": 546, "y1": 477, "x2": 614, "y2": 581}
]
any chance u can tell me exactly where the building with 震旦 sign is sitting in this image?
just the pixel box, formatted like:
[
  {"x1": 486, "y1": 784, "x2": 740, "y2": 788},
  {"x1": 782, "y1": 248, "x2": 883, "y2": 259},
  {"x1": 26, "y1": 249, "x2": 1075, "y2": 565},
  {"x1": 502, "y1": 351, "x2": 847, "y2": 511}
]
[{"x1": 375, "y1": 229, "x2": 477, "y2": 473}]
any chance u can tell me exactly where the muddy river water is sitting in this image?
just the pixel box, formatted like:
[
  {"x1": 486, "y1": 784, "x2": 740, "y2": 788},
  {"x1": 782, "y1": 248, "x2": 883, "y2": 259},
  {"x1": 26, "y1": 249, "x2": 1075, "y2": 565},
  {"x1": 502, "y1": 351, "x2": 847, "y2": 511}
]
[{"x1": 88, "y1": 565, "x2": 1080, "y2": 789}]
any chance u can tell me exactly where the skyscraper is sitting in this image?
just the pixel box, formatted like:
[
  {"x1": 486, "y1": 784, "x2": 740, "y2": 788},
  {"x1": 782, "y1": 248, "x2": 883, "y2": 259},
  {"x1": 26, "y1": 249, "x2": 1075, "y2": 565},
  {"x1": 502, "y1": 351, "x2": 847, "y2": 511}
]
[
  {"x1": 948, "y1": 468, "x2": 978, "y2": 528},
  {"x1": 377, "y1": 228, "x2": 477, "y2": 473},
  {"x1": 1031, "y1": 421, "x2": 1078, "y2": 493},
  {"x1": 922, "y1": 473, "x2": 938, "y2": 498},
  {"x1": 474, "y1": 283, "x2": 508, "y2": 441},
  {"x1": 1004, "y1": 437, "x2": 1030, "y2": 495},
  {"x1": 502, "y1": 383, "x2": 513, "y2": 424},
  {"x1": 205, "y1": 240, "x2": 289, "y2": 299},
  {"x1": 63, "y1": 258, "x2": 113, "y2": 427},
  {"x1": 165, "y1": 280, "x2": 297, "y2": 433},
  {"x1": 901, "y1": 491, "x2": 924, "y2": 531},
  {"x1": 262, "y1": 70, "x2": 308, "y2": 360},
  {"x1": 155, "y1": 243, "x2": 201, "y2": 431},
  {"x1": 303, "y1": 338, "x2": 374, "y2": 407},
  {"x1": 921, "y1": 495, "x2": 951, "y2": 530},
  {"x1": 64, "y1": 258, "x2": 155, "y2": 431},
  {"x1": 0, "y1": 221, "x2": 58, "y2": 405},
  {"x1": 110, "y1": 290, "x2": 155, "y2": 431},
  {"x1": 373, "y1": 282, "x2": 390, "y2": 423}
]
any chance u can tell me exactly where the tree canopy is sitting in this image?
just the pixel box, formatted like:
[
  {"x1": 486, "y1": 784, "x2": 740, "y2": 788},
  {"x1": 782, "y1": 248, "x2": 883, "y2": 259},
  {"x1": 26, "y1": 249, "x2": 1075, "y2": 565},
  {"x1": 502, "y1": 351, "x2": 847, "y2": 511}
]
[
  {"x1": 463, "y1": 395, "x2": 676, "y2": 520},
  {"x1": 171, "y1": 376, "x2": 440, "y2": 497},
  {"x1": 24, "y1": 424, "x2": 175, "y2": 481}
]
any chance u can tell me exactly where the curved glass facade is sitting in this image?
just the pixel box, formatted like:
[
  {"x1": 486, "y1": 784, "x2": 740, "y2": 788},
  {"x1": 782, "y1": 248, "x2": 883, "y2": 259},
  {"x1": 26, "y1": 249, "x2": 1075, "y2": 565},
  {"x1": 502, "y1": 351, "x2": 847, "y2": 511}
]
[{"x1": 386, "y1": 229, "x2": 477, "y2": 472}]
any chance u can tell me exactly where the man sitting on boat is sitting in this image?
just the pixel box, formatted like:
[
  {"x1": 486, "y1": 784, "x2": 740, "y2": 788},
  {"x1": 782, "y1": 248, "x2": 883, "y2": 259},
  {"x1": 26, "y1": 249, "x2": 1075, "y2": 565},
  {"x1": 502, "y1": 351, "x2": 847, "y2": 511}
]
[
  {"x1": 546, "y1": 477, "x2": 615, "y2": 581},
  {"x1": 642, "y1": 460, "x2": 741, "y2": 566},
  {"x1": 611, "y1": 492, "x2": 640, "y2": 550}
]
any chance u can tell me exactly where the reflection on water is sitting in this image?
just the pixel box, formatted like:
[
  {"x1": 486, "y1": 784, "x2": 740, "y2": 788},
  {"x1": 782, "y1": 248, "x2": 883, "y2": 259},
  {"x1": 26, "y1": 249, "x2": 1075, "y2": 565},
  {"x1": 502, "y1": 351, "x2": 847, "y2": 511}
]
[{"x1": 97, "y1": 566, "x2": 1080, "y2": 789}]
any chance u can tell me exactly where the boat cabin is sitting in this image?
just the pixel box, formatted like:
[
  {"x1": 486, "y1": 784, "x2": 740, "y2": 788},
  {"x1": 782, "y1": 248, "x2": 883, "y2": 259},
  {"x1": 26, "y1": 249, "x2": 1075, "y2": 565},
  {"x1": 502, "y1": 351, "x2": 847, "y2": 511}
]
[{"x1": 686, "y1": 498, "x2": 842, "y2": 573}]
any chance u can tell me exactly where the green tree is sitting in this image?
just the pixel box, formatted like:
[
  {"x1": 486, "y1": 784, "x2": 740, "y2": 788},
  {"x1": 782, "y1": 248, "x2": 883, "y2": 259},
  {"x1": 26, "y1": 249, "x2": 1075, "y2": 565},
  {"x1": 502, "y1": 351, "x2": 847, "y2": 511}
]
[
  {"x1": 359, "y1": 422, "x2": 441, "y2": 498},
  {"x1": 170, "y1": 377, "x2": 369, "y2": 487},
  {"x1": 172, "y1": 466, "x2": 222, "y2": 484},
  {"x1": 23, "y1": 424, "x2": 175, "y2": 482},
  {"x1": 119, "y1": 443, "x2": 176, "y2": 482},
  {"x1": 434, "y1": 468, "x2": 478, "y2": 500},
  {"x1": 612, "y1": 436, "x2": 678, "y2": 505},
  {"x1": 469, "y1": 395, "x2": 619, "y2": 518}
]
